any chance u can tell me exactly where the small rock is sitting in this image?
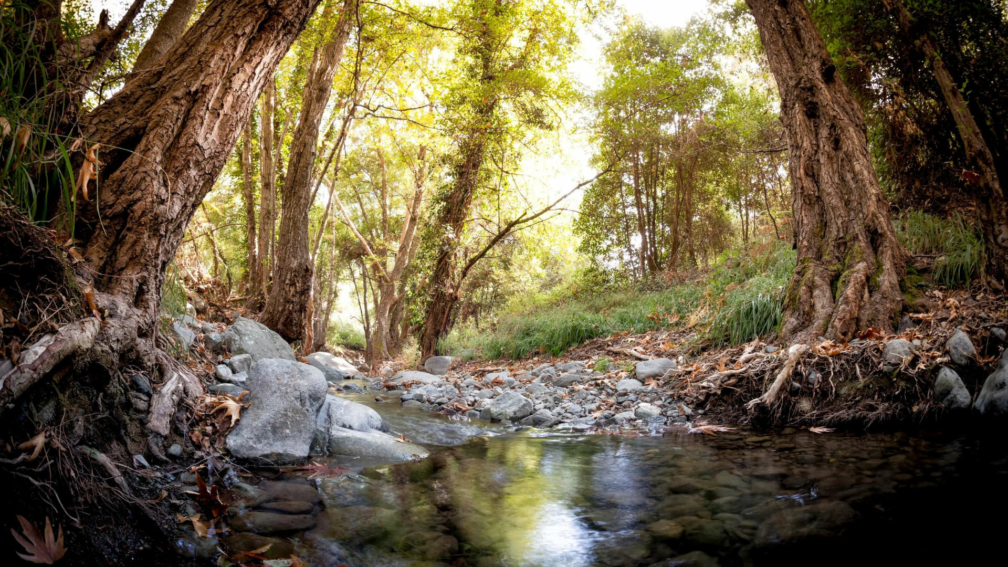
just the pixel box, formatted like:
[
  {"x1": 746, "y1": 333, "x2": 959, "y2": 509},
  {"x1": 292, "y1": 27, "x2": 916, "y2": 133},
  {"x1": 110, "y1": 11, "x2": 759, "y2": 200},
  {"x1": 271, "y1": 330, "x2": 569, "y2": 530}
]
[
  {"x1": 171, "y1": 321, "x2": 196, "y2": 349},
  {"x1": 216, "y1": 364, "x2": 234, "y2": 382},
  {"x1": 485, "y1": 392, "x2": 533, "y2": 421},
  {"x1": 946, "y1": 330, "x2": 977, "y2": 366},
  {"x1": 934, "y1": 367, "x2": 971, "y2": 411},
  {"x1": 635, "y1": 403, "x2": 661, "y2": 419},
  {"x1": 805, "y1": 370, "x2": 820, "y2": 387},
  {"x1": 616, "y1": 378, "x2": 643, "y2": 392},
  {"x1": 258, "y1": 480, "x2": 321, "y2": 504},
  {"x1": 883, "y1": 339, "x2": 913, "y2": 367},
  {"x1": 975, "y1": 349, "x2": 1008, "y2": 418},
  {"x1": 614, "y1": 411, "x2": 636, "y2": 423},
  {"x1": 228, "y1": 354, "x2": 254, "y2": 374},
  {"x1": 167, "y1": 444, "x2": 183, "y2": 458},
  {"x1": 423, "y1": 356, "x2": 452, "y2": 375},
  {"x1": 991, "y1": 327, "x2": 1006, "y2": 344},
  {"x1": 131, "y1": 374, "x2": 153, "y2": 396},
  {"x1": 635, "y1": 358, "x2": 678, "y2": 380},
  {"x1": 205, "y1": 332, "x2": 223, "y2": 352},
  {"x1": 765, "y1": 345, "x2": 780, "y2": 354},
  {"x1": 133, "y1": 454, "x2": 150, "y2": 469},
  {"x1": 229, "y1": 511, "x2": 315, "y2": 534}
]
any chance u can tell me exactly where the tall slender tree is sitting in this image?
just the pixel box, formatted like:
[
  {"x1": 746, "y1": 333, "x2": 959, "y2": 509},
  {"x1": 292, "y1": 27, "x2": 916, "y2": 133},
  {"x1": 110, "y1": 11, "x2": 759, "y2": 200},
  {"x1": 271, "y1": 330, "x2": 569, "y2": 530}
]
[
  {"x1": 131, "y1": 0, "x2": 200, "y2": 73},
  {"x1": 745, "y1": 0, "x2": 906, "y2": 343}
]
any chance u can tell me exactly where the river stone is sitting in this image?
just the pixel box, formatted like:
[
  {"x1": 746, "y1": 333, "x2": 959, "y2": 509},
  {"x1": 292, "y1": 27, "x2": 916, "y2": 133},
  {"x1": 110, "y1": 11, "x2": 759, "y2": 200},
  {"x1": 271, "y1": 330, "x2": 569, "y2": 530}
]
[
  {"x1": 229, "y1": 511, "x2": 315, "y2": 534},
  {"x1": 636, "y1": 358, "x2": 678, "y2": 380},
  {"x1": 210, "y1": 383, "x2": 244, "y2": 396},
  {"x1": 228, "y1": 353, "x2": 254, "y2": 374},
  {"x1": 424, "y1": 356, "x2": 452, "y2": 375},
  {"x1": 975, "y1": 349, "x2": 1008, "y2": 417},
  {"x1": 311, "y1": 395, "x2": 390, "y2": 456},
  {"x1": 224, "y1": 533, "x2": 295, "y2": 559},
  {"x1": 635, "y1": 403, "x2": 661, "y2": 419},
  {"x1": 226, "y1": 359, "x2": 327, "y2": 462},
  {"x1": 305, "y1": 353, "x2": 347, "y2": 382},
  {"x1": 389, "y1": 370, "x2": 443, "y2": 385},
  {"x1": 883, "y1": 339, "x2": 913, "y2": 366},
  {"x1": 525, "y1": 383, "x2": 550, "y2": 397},
  {"x1": 658, "y1": 551, "x2": 719, "y2": 567},
  {"x1": 326, "y1": 506, "x2": 396, "y2": 542},
  {"x1": 258, "y1": 479, "x2": 321, "y2": 504},
  {"x1": 485, "y1": 391, "x2": 533, "y2": 421},
  {"x1": 646, "y1": 519, "x2": 684, "y2": 540},
  {"x1": 557, "y1": 361, "x2": 585, "y2": 373},
  {"x1": 325, "y1": 427, "x2": 428, "y2": 462},
  {"x1": 551, "y1": 372, "x2": 582, "y2": 387},
  {"x1": 171, "y1": 321, "x2": 196, "y2": 349},
  {"x1": 946, "y1": 330, "x2": 977, "y2": 366},
  {"x1": 215, "y1": 364, "x2": 233, "y2": 382},
  {"x1": 130, "y1": 374, "x2": 153, "y2": 396},
  {"x1": 205, "y1": 332, "x2": 223, "y2": 352},
  {"x1": 934, "y1": 367, "x2": 971, "y2": 411},
  {"x1": 616, "y1": 378, "x2": 643, "y2": 392},
  {"x1": 755, "y1": 500, "x2": 856, "y2": 547},
  {"x1": 222, "y1": 318, "x2": 295, "y2": 361},
  {"x1": 257, "y1": 500, "x2": 314, "y2": 514}
]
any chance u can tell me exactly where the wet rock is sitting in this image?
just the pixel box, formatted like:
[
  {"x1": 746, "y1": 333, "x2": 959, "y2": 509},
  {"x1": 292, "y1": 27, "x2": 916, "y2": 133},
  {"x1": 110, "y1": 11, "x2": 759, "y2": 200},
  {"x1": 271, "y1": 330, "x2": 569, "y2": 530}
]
[
  {"x1": 325, "y1": 505, "x2": 396, "y2": 542},
  {"x1": 229, "y1": 511, "x2": 315, "y2": 534},
  {"x1": 617, "y1": 378, "x2": 643, "y2": 392},
  {"x1": 975, "y1": 349, "x2": 1008, "y2": 417},
  {"x1": 424, "y1": 356, "x2": 452, "y2": 375},
  {"x1": 412, "y1": 532, "x2": 460, "y2": 560},
  {"x1": 228, "y1": 354, "x2": 254, "y2": 374},
  {"x1": 389, "y1": 370, "x2": 443, "y2": 385},
  {"x1": 636, "y1": 358, "x2": 678, "y2": 381},
  {"x1": 520, "y1": 408, "x2": 557, "y2": 428},
  {"x1": 167, "y1": 443, "x2": 182, "y2": 458},
  {"x1": 646, "y1": 519, "x2": 684, "y2": 540},
  {"x1": 258, "y1": 480, "x2": 321, "y2": 504},
  {"x1": 257, "y1": 500, "x2": 314, "y2": 514},
  {"x1": 946, "y1": 330, "x2": 977, "y2": 366},
  {"x1": 133, "y1": 454, "x2": 150, "y2": 469},
  {"x1": 129, "y1": 392, "x2": 150, "y2": 412},
  {"x1": 222, "y1": 318, "x2": 296, "y2": 361},
  {"x1": 231, "y1": 482, "x2": 273, "y2": 507},
  {"x1": 224, "y1": 533, "x2": 294, "y2": 559},
  {"x1": 326, "y1": 427, "x2": 428, "y2": 462},
  {"x1": 934, "y1": 367, "x2": 971, "y2": 411},
  {"x1": 658, "y1": 551, "x2": 720, "y2": 567},
  {"x1": 883, "y1": 339, "x2": 913, "y2": 367},
  {"x1": 635, "y1": 403, "x2": 661, "y2": 419},
  {"x1": 681, "y1": 518, "x2": 729, "y2": 548},
  {"x1": 174, "y1": 529, "x2": 218, "y2": 559},
  {"x1": 226, "y1": 359, "x2": 327, "y2": 462},
  {"x1": 755, "y1": 500, "x2": 856, "y2": 547},
  {"x1": 614, "y1": 410, "x2": 636, "y2": 423},
  {"x1": 312, "y1": 395, "x2": 394, "y2": 457},
  {"x1": 486, "y1": 392, "x2": 533, "y2": 421}
]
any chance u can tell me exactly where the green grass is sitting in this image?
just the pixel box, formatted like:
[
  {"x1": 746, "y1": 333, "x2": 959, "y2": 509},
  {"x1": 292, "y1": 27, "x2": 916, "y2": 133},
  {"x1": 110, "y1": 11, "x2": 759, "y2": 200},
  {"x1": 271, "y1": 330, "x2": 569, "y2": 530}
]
[
  {"x1": 895, "y1": 210, "x2": 984, "y2": 288},
  {"x1": 440, "y1": 241, "x2": 796, "y2": 360},
  {"x1": 327, "y1": 319, "x2": 367, "y2": 351}
]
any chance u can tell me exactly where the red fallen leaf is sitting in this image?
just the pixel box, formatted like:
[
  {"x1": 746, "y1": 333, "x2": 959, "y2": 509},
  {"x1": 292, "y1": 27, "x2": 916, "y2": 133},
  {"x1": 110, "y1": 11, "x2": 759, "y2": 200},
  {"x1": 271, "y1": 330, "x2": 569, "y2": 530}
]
[
  {"x1": 292, "y1": 461, "x2": 350, "y2": 479},
  {"x1": 193, "y1": 474, "x2": 227, "y2": 518}
]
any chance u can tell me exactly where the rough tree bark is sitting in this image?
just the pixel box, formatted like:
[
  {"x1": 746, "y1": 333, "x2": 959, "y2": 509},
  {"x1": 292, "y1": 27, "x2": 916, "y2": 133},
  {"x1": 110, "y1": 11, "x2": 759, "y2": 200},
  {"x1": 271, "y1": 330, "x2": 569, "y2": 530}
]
[
  {"x1": 261, "y1": 0, "x2": 358, "y2": 341},
  {"x1": 746, "y1": 0, "x2": 907, "y2": 343},
  {"x1": 76, "y1": 0, "x2": 323, "y2": 325},
  {"x1": 241, "y1": 121, "x2": 258, "y2": 291},
  {"x1": 884, "y1": 0, "x2": 1008, "y2": 285},
  {"x1": 256, "y1": 79, "x2": 278, "y2": 302},
  {"x1": 131, "y1": 0, "x2": 199, "y2": 73}
]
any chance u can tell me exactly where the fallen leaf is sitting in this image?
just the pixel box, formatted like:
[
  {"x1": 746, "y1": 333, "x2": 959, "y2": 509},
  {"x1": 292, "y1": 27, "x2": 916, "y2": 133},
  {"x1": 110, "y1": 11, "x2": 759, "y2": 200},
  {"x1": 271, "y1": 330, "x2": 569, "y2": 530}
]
[
  {"x1": 0, "y1": 116, "x2": 10, "y2": 138},
  {"x1": 74, "y1": 143, "x2": 101, "y2": 201},
  {"x1": 14, "y1": 124, "x2": 31, "y2": 158},
  {"x1": 176, "y1": 513, "x2": 213, "y2": 538},
  {"x1": 17, "y1": 431, "x2": 47, "y2": 462},
  {"x1": 11, "y1": 515, "x2": 66, "y2": 564},
  {"x1": 211, "y1": 396, "x2": 243, "y2": 427},
  {"x1": 688, "y1": 424, "x2": 734, "y2": 435},
  {"x1": 292, "y1": 461, "x2": 349, "y2": 479},
  {"x1": 809, "y1": 426, "x2": 835, "y2": 434}
]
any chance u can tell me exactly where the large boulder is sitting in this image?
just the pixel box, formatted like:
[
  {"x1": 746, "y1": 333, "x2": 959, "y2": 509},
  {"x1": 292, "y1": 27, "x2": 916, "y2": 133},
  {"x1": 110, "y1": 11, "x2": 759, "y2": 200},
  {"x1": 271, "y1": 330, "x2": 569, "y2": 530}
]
[
  {"x1": 389, "y1": 370, "x2": 443, "y2": 385},
  {"x1": 226, "y1": 359, "x2": 327, "y2": 462},
  {"x1": 636, "y1": 358, "x2": 678, "y2": 381},
  {"x1": 221, "y1": 318, "x2": 295, "y2": 361},
  {"x1": 934, "y1": 367, "x2": 971, "y2": 411},
  {"x1": 946, "y1": 329, "x2": 977, "y2": 366},
  {"x1": 311, "y1": 395, "x2": 388, "y2": 454},
  {"x1": 975, "y1": 350, "x2": 1008, "y2": 417},
  {"x1": 484, "y1": 391, "x2": 533, "y2": 421},
  {"x1": 424, "y1": 356, "x2": 452, "y2": 375},
  {"x1": 307, "y1": 352, "x2": 362, "y2": 380}
]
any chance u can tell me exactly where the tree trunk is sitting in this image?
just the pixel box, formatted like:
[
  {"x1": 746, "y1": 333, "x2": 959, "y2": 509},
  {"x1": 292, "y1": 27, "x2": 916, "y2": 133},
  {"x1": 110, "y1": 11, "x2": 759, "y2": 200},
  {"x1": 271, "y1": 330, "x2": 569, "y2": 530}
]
[
  {"x1": 257, "y1": 79, "x2": 278, "y2": 302},
  {"x1": 261, "y1": 0, "x2": 358, "y2": 341},
  {"x1": 241, "y1": 121, "x2": 259, "y2": 290},
  {"x1": 131, "y1": 0, "x2": 199, "y2": 74},
  {"x1": 746, "y1": 0, "x2": 906, "y2": 343},
  {"x1": 76, "y1": 0, "x2": 322, "y2": 320},
  {"x1": 885, "y1": 0, "x2": 1008, "y2": 284}
]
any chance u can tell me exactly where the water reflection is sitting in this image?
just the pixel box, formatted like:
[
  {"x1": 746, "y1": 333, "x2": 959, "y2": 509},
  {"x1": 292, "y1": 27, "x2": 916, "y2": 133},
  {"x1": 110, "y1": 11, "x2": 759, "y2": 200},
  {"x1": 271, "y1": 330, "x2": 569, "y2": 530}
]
[{"x1": 294, "y1": 399, "x2": 1008, "y2": 566}]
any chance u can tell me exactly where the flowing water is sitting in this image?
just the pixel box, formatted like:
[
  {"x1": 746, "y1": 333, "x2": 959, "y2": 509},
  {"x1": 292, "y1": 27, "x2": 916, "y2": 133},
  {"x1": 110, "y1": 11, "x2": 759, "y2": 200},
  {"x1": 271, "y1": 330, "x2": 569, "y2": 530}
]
[{"x1": 287, "y1": 394, "x2": 1008, "y2": 566}]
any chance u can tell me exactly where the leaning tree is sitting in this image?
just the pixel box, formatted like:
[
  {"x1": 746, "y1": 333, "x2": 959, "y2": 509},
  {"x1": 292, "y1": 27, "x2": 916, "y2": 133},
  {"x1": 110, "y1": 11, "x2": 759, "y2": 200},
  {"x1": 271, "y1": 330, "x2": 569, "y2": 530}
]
[{"x1": 746, "y1": 0, "x2": 907, "y2": 343}]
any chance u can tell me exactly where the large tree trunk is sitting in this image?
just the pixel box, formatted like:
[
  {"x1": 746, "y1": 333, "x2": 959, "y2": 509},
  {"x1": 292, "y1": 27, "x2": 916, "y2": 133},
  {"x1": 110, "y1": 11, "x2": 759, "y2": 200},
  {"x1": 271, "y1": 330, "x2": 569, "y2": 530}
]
[
  {"x1": 76, "y1": 0, "x2": 322, "y2": 319},
  {"x1": 257, "y1": 79, "x2": 278, "y2": 302},
  {"x1": 885, "y1": 0, "x2": 1008, "y2": 285},
  {"x1": 241, "y1": 121, "x2": 259, "y2": 290},
  {"x1": 746, "y1": 0, "x2": 907, "y2": 343},
  {"x1": 131, "y1": 0, "x2": 199, "y2": 74},
  {"x1": 261, "y1": 0, "x2": 357, "y2": 341}
]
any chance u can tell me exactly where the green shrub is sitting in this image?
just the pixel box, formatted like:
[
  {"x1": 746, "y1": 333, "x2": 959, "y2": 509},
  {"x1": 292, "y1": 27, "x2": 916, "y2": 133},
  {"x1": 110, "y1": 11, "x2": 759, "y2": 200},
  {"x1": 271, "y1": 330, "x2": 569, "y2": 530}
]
[
  {"x1": 895, "y1": 211, "x2": 984, "y2": 288},
  {"x1": 327, "y1": 319, "x2": 366, "y2": 351}
]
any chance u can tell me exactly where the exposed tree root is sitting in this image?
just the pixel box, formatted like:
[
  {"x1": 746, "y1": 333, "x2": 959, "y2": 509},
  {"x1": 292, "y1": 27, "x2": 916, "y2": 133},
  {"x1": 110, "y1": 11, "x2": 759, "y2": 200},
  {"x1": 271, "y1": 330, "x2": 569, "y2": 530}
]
[
  {"x1": 746, "y1": 344, "x2": 808, "y2": 411},
  {"x1": 0, "y1": 317, "x2": 100, "y2": 409},
  {"x1": 76, "y1": 445, "x2": 132, "y2": 496}
]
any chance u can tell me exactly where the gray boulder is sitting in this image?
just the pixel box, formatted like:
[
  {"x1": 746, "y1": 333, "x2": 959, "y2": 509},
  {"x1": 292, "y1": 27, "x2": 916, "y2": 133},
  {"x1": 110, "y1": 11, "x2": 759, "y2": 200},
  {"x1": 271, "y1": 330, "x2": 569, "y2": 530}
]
[
  {"x1": 318, "y1": 395, "x2": 388, "y2": 434},
  {"x1": 307, "y1": 352, "x2": 361, "y2": 380},
  {"x1": 226, "y1": 359, "x2": 327, "y2": 462},
  {"x1": 222, "y1": 318, "x2": 295, "y2": 361},
  {"x1": 325, "y1": 428, "x2": 428, "y2": 462},
  {"x1": 389, "y1": 370, "x2": 443, "y2": 385},
  {"x1": 228, "y1": 353, "x2": 254, "y2": 374},
  {"x1": 617, "y1": 378, "x2": 643, "y2": 392},
  {"x1": 171, "y1": 321, "x2": 196, "y2": 349},
  {"x1": 636, "y1": 358, "x2": 678, "y2": 381},
  {"x1": 485, "y1": 391, "x2": 533, "y2": 421},
  {"x1": 975, "y1": 350, "x2": 1008, "y2": 417},
  {"x1": 205, "y1": 332, "x2": 224, "y2": 352},
  {"x1": 934, "y1": 367, "x2": 971, "y2": 411},
  {"x1": 424, "y1": 356, "x2": 452, "y2": 375},
  {"x1": 883, "y1": 339, "x2": 913, "y2": 367},
  {"x1": 946, "y1": 330, "x2": 977, "y2": 366}
]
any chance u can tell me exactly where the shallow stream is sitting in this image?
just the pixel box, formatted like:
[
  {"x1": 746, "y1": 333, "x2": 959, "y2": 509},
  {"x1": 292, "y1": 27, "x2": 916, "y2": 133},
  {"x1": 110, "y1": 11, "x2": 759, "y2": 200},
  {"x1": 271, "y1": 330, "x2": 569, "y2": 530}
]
[{"x1": 284, "y1": 394, "x2": 1008, "y2": 566}]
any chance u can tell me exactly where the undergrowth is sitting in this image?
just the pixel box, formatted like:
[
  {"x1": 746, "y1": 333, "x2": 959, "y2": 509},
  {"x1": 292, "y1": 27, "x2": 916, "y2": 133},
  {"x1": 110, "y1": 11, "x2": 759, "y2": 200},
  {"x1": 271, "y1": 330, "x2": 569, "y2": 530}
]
[
  {"x1": 895, "y1": 210, "x2": 984, "y2": 288},
  {"x1": 328, "y1": 319, "x2": 367, "y2": 351},
  {"x1": 441, "y1": 241, "x2": 796, "y2": 360}
]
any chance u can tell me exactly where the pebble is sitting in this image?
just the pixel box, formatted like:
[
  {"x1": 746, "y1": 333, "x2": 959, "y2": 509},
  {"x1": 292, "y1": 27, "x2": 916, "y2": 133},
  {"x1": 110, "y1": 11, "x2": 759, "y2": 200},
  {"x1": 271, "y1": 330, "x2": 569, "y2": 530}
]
[{"x1": 167, "y1": 444, "x2": 183, "y2": 458}]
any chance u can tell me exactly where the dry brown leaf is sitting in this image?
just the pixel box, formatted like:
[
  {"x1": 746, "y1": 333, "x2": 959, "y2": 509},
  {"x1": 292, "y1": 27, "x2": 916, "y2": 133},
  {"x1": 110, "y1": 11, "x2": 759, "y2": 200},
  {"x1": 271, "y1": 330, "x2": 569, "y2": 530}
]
[
  {"x1": 0, "y1": 116, "x2": 10, "y2": 138},
  {"x1": 688, "y1": 424, "x2": 734, "y2": 435},
  {"x1": 74, "y1": 143, "x2": 101, "y2": 202},
  {"x1": 11, "y1": 515, "x2": 66, "y2": 564},
  {"x1": 17, "y1": 431, "x2": 47, "y2": 462},
  {"x1": 809, "y1": 426, "x2": 835, "y2": 434},
  {"x1": 176, "y1": 513, "x2": 213, "y2": 538},
  {"x1": 14, "y1": 124, "x2": 31, "y2": 157},
  {"x1": 211, "y1": 396, "x2": 243, "y2": 427}
]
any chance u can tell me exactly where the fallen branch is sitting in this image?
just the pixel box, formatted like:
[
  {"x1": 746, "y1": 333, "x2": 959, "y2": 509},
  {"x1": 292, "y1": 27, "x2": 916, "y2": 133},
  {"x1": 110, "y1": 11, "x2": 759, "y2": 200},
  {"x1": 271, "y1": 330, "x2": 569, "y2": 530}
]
[
  {"x1": 606, "y1": 347, "x2": 652, "y2": 361},
  {"x1": 147, "y1": 370, "x2": 203, "y2": 436},
  {"x1": 746, "y1": 344, "x2": 808, "y2": 410},
  {"x1": 0, "y1": 318, "x2": 100, "y2": 412},
  {"x1": 76, "y1": 445, "x2": 132, "y2": 496}
]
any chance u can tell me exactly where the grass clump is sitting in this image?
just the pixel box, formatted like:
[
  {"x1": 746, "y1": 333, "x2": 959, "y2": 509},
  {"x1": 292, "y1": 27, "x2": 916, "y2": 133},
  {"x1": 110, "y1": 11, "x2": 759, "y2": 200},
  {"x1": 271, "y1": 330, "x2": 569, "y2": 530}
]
[
  {"x1": 895, "y1": 210, "x2": 984, "y2": 288},
  {"x1": 327, "y1": 319, "x2": 367, "y2": 351}
]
